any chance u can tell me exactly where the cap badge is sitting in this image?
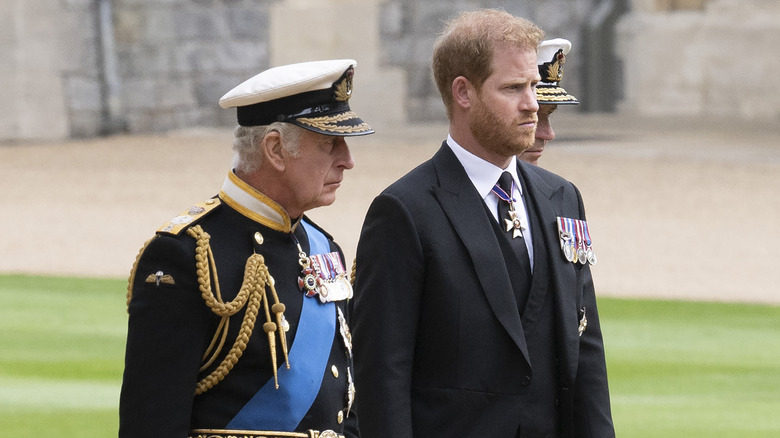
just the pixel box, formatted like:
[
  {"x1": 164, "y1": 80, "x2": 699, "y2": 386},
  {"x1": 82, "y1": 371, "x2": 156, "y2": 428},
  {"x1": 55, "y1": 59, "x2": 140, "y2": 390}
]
[
  {"x1": 545, "y1": 49, "x2": 566, "y2": 83},
  {"x1": 334, "y1": 67, "x2": 354, "y2": 102}
]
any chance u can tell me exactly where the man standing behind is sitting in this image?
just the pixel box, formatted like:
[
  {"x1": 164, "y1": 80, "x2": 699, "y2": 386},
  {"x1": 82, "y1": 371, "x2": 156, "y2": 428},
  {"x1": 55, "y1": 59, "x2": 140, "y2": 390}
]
[
  {"x1": 120, "y1": 59, "x2": 373, "y2": 438},
  {"x1": 352, "y1": 10, "x2": 614, "y2": 438},
  {"x1": 520, "y1": 38, "x2": 580, "y2": 165}
]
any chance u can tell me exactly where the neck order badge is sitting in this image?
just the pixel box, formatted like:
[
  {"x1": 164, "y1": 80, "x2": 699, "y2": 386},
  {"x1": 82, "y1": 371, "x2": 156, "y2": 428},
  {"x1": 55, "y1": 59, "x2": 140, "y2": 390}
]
[{"x1": 493, "y1": 172, "x2": 527, "y2": 239}]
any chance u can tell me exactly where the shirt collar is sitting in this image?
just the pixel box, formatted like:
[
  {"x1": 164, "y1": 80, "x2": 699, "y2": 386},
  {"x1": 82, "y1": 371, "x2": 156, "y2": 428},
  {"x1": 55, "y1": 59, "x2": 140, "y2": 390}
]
[
  {"x1": 219, "y1": 170, "x2": 292, "y2": 232},
  {"x1": 446, "y1": 134, "x2": 522, "y2": 199}
]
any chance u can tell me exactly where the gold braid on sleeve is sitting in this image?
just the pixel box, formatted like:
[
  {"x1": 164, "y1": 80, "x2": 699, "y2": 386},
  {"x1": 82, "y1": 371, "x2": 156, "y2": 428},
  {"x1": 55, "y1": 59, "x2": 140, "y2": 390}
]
[
  {"x1": 187, "y1": 225, "x2": 290, "y2": 395},
  {"x1": 126, "y1": 237, "x2": 154, "y2": 310},
  {"x1": 350, "y1": 257, "x2": 356, "y2": 287}
]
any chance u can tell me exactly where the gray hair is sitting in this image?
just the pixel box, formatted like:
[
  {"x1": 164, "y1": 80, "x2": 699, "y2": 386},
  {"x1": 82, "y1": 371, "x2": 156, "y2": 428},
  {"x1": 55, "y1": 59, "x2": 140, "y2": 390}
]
[{"x1": 232, "y1": 122, "x2": 304, "y2": 174}]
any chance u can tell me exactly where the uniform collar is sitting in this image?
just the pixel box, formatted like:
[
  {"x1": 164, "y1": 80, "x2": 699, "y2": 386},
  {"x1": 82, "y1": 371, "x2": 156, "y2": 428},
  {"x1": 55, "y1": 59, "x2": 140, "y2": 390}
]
[{"x1": 219, "y1": 170, "x2": 293, "y2": 232}]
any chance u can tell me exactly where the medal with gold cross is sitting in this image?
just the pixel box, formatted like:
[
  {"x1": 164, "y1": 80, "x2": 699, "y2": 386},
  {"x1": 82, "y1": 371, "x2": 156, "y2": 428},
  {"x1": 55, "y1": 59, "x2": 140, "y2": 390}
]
[
  {"x1": 492, "y1": 179, "x2": 527, "y2": 239},
  {"x1": 504, "y1": 209, "x2": 526, "y2": 238}
]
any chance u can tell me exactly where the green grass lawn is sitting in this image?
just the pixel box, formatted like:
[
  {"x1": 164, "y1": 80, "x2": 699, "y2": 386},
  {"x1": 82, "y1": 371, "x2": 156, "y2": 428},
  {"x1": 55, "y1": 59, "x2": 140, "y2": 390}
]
[
  {"x1": 600, "y1": 298, "x2": 780, "y2": 437},
  {"x1": 1, "y1": 274, "x2": 779, "y2": 437},
  {"x1": 0, "y1": 275, "x2": 127, "y2": 437}
]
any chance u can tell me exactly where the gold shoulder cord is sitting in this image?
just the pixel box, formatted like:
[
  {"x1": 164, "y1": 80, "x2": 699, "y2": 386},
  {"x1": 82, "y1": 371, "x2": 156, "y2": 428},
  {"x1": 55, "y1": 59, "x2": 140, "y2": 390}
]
[
  {"x1": 126, "y1": 238, "x2": 154, "y2": 309},
  {"x1": 186, "y1": 225, "x2": 290, "y2": 395}
]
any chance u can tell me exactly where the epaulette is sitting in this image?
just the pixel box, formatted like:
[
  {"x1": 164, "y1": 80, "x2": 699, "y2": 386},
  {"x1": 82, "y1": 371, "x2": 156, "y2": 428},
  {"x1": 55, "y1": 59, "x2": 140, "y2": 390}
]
[{"x1": 157, "y1": 198, "x2": 222, "y2": 236}]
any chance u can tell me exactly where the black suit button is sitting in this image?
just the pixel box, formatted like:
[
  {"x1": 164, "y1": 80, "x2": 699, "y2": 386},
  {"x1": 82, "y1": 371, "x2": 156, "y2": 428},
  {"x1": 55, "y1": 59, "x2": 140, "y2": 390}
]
[{"x1": 521, "y1": 376, "x2": 531, "y2": 386}]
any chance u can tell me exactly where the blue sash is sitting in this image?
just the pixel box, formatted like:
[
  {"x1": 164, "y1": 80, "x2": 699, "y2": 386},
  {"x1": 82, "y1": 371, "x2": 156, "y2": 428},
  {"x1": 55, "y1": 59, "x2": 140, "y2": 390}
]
[{"x1": 227, "y1": 220, "x2": 336, "y2": 430}]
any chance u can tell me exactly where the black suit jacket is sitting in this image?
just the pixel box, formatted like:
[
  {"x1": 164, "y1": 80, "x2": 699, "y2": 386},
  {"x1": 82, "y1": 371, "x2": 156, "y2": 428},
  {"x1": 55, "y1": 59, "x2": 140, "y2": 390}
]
[{"x1": 353, "y1": 143, "x2": 614, "y2": 438}]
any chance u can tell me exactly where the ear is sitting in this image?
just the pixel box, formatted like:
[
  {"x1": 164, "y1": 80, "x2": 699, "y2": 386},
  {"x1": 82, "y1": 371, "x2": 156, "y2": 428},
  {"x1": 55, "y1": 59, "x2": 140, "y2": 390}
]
[
  {"x1": 261, "y1": 130, "x2": 286, "y2": 172},
  {"x1": 451, "y1": 76, "x2": 474, "y2": 110}
]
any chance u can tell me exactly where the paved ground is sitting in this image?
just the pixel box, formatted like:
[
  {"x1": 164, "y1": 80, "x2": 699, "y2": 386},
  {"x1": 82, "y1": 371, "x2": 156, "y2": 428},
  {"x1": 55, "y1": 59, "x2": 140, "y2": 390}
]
[{"x1": 2, "y1": 113, "x2": 779, "y2": 304}]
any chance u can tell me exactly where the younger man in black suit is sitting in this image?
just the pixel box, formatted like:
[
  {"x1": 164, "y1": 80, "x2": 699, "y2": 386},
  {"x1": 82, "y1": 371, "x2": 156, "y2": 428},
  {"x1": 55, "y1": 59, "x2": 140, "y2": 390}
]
[{"x1": 352, "y1": 10, "x2": 614, "y2": 438}]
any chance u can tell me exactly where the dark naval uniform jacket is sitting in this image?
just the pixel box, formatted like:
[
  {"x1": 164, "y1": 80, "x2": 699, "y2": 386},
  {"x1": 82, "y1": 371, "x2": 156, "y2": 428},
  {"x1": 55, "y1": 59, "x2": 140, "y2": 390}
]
[
  {"x1": 120, "y1": 171, "x2": 357, "y2": 438},
  {"x1": 352, "y1": 143, "x2": 614, "y2": 438}
]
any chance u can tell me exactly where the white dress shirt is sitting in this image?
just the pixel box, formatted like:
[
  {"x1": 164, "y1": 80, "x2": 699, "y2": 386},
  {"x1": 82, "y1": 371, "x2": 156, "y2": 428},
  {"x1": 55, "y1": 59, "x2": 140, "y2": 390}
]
[{"x1": 446, "y1": 135, "x2": 534, "y2": 269}]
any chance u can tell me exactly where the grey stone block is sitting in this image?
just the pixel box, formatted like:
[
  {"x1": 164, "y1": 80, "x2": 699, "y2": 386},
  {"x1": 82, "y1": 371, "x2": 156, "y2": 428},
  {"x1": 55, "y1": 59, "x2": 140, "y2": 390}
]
[
  {"x1": 175, "y1": 8, "x2": 229, "y2": 40},
  {"x1": 67, "y1": 109, "x2": 103, "y2": 138},
  {"x1": 408, "y1": 96, "x2": 446, "y2": 123},
  {"x1": 226, "y1": 6, "x2": 269, "y2": 39},
  {"x1": 379, "y1": 2, "x2": 405, "y2": 37},
  {"x1": 173, "y1": 42, "x2": 219, "y2": 72},
  {"x1": 215, "y1": 41, "x2": 268, "y2": 71},
  {"x1": 194, "y1": 75, "x2": 243, "y2": 106},
  {"x1": 117, "y1": 44, "x2": 175, "y2": 77},
  {"x1": 122, "y1": 77, "x2": 195, "y2": 109},
  {"x1": 143, "y1": 7, "x2": 180, "y2": 42},
  {"x1": 64, "y1": 75, "x2": 102, "y2": 112}
]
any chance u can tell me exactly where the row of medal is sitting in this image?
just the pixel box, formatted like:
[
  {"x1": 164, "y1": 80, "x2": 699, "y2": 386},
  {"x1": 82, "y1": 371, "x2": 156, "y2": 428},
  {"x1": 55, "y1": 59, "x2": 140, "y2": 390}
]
[
  {"x1": 298, "y1": 251, "x2": 354, "y2": 303},
  {"x1": 297, "y1": 249, "x2": 356, "y2": 415},
  {"x1": 556, "y1": 216, "x2": 597, "y2": 265}
]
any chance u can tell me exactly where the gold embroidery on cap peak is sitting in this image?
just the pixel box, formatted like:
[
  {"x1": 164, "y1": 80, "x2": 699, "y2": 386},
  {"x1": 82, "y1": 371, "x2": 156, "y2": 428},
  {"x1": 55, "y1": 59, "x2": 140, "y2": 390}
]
[{"x1": 297, "y1": 111, "x2": 370, "y2": 134}]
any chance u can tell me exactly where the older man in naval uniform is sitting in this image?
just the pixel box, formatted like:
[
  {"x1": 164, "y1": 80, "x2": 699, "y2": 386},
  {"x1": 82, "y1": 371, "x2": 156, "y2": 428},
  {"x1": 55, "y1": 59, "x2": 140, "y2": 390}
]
[
  {"x1": 519, "y1": 38, "x2": 580, "y2": 166},
  {"x1": 120, "y1": 59, "x2": 373, "y2": 438}
]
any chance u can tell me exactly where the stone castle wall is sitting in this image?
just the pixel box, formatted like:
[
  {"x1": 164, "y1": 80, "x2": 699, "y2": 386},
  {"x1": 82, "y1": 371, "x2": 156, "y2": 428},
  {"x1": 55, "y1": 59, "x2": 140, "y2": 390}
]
[
  {"x1": 1, "y1": 0, "x2": 776, "y2": 142},
  {"x1": 0, "y1": 0, "x2": 595, "y2": 141},
  {"x1": 617, "y1": 0, "x2": 780, "y2": 121}
]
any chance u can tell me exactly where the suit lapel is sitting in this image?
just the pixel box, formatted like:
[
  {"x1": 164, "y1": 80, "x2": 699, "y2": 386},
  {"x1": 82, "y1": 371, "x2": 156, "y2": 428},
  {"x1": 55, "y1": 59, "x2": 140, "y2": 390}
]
[
  {"x1": 519, "y1": 163, "x2": 581, "y2": 376},
  {"x1": 517, "y1": 164, "x2": 554, "y2": 330},
  {"x1": 431, "y1": 145, "x2": 530, "y2": 363}
]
